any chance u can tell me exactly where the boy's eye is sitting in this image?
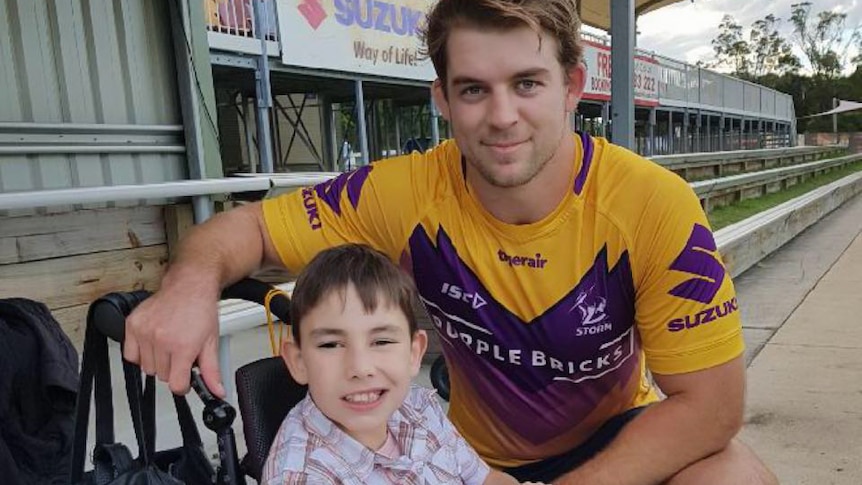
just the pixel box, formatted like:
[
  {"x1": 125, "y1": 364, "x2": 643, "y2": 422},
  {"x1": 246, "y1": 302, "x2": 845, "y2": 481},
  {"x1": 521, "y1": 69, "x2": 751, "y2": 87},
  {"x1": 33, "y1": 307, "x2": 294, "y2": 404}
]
[
  {"x1": 317, "y1": 341, "x2": 342, "y2": 349},
  {"x1": 372, "y1": 339, "x2": 396, "y2": 346}
]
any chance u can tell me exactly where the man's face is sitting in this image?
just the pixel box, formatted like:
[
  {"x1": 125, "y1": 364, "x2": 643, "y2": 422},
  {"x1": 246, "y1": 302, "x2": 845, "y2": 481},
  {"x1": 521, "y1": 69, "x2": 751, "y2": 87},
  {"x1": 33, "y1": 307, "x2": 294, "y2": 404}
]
[
  {"x1": 433, "y1": 26, "x2": 584, "y2": 189},
  {"x1": 283, "y1": 284, "x2": 427, "y2": 450}
]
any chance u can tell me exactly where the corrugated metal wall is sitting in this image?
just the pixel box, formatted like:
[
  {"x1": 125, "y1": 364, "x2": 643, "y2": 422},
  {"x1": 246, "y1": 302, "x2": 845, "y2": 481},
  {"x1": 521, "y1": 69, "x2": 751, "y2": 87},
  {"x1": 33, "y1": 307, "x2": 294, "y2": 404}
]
[{"x1": 0, "y1": 0, "x2": 186, "y2": 199}]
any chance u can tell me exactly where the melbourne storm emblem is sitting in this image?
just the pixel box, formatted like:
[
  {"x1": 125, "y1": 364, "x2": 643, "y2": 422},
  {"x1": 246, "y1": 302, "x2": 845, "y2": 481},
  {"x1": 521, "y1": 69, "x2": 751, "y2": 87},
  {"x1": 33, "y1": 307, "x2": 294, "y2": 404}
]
[{"x1": 570, "y1": 286, "x2": 613, "y2": 336}]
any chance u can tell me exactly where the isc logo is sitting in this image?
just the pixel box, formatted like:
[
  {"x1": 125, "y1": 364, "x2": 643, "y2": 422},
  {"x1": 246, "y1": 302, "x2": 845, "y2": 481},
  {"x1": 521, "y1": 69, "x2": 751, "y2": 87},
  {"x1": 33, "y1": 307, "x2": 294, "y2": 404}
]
[{"x1": 440, "y1": 283, "x2": 487, "y2": 310}]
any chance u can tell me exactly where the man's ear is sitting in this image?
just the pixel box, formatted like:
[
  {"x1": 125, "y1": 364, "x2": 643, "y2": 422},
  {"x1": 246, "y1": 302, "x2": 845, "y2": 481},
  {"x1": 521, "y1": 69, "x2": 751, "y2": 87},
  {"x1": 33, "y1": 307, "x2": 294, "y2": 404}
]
[
  {"x1": 409, "y1": 330, "x2": 429, "y2": 377},
  {"x1": 282, "y1": 339, "x2": 309, "y2": 385},
  {"x1": 565, "y1": 63, "x2": 587, "y2": 113},
  {"x1": 431, "y1": 80, "x2": 451, "y2": 121}
]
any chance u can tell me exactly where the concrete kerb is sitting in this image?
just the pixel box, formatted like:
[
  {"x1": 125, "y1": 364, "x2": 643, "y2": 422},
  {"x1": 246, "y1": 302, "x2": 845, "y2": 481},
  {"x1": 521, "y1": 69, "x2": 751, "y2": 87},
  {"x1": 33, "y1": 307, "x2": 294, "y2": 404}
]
[{"x1": 716, "y1": 171, "x2": 862, "y2": 278}]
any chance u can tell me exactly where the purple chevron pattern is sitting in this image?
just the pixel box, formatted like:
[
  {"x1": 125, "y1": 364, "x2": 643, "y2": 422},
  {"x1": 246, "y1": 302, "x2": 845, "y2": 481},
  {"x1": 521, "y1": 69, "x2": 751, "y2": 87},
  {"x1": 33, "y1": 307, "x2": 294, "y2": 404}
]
[
  {"x1": 408, "y1": 225, "x2": 639, "y2": 445},
  {"x1": 668, "y1": 223, "x2": 726, "y2": 304},
  {"x1": 314, "y1": 165, "x2": 373, "y2": 216}
]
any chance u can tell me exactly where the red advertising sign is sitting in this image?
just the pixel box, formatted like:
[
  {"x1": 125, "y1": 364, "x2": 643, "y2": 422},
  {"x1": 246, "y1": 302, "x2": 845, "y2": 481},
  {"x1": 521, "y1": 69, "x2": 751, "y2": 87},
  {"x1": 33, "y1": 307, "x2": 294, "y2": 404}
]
[{"x1": 581, "y1": 40, "x2": 659, "y2": 107}]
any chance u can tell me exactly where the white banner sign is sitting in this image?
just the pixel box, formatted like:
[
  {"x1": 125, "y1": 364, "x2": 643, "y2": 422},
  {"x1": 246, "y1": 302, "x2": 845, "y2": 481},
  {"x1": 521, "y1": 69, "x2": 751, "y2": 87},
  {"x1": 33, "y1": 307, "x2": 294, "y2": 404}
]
[
  {"x1": 581, "y1": 41, "x2": 659, "y2": 106},
  {"x1": 278, "y1": 0, "x2": 437, "y2": 81}
]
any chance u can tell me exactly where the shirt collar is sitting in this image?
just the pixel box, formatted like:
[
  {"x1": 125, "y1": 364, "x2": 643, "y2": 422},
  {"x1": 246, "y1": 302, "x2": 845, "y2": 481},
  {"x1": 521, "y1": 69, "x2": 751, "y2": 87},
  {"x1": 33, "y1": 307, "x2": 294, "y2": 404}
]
[{"x1": 301, "y1": 386, "x2": 435, "y2": 480}]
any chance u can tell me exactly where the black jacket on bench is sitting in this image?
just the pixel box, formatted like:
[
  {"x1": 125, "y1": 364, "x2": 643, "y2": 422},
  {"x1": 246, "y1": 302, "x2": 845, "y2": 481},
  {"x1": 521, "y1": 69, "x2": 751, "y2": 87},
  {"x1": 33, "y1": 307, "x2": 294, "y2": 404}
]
[{"x1": 0, "y1": 298, "x2": 79, "y2": 485}]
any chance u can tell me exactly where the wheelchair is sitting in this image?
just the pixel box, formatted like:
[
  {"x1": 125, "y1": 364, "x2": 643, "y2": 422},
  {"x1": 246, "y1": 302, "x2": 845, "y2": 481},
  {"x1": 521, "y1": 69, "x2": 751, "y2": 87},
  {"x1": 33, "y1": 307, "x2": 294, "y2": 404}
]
[{"x1": 74, "y1": 278, "x2": 452, "y2": 484}]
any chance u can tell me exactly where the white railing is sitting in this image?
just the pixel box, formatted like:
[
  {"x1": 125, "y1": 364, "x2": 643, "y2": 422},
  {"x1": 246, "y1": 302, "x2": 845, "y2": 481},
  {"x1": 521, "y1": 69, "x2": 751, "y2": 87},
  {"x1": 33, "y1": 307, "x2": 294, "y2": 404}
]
[{"x1": 0, "y1": 173, "x2": 338, "y2": 211}]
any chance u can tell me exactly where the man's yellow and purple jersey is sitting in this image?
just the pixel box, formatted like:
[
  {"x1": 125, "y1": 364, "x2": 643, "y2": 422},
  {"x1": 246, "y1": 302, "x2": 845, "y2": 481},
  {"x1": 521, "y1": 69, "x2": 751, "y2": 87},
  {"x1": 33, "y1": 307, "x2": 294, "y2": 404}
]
[{"x1": 262, "y1": 133, "x2": 744, "y2": 468}]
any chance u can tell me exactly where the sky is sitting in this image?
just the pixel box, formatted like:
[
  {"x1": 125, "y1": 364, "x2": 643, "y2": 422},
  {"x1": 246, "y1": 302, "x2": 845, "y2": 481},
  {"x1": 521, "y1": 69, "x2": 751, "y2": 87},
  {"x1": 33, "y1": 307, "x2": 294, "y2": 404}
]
[{"x1": 593, "y1": 0, "x2": 861, "y2": 73}]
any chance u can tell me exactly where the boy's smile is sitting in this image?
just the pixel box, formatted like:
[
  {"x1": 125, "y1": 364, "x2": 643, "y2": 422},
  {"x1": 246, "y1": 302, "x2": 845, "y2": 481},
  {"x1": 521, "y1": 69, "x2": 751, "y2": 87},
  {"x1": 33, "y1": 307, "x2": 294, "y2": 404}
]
[{"x1": 283, "y1": 283, "x2": 427, "y2": 450}]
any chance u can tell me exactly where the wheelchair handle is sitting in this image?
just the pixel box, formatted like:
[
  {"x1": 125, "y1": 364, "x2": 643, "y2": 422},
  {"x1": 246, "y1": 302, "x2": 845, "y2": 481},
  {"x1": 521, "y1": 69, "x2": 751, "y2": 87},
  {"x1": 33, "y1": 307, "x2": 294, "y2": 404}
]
[{"x1": 89, "y1": 277, "x2": 291, "y2": 345}]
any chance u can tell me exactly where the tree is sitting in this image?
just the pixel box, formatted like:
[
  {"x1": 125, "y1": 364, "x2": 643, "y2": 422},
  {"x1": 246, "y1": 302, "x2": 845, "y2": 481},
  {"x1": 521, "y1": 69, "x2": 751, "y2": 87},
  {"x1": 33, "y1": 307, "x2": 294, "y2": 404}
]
[
  {"x1": 709, "y1": 14, "x2": 800, "y2": 79},
  {"x1": 852, "y1": 35, "x2": 862, "y2": 68},
  {"x1": 710, "y1": 15, "x2": 752, "y2": 76},
  {"x1": 789, "y1": 2, "x2": 861, "y2": 79},
  {"x1": 749, "y1": 14, "x2": 800, "y2": 77}
]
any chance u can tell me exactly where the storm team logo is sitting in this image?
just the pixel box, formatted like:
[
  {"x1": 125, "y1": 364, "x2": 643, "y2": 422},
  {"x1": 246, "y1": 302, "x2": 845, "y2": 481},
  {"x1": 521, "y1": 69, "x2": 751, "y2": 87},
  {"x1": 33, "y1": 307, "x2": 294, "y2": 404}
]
[{"x1": 569, "y1": 285, "x2": 612, "y2": 336}]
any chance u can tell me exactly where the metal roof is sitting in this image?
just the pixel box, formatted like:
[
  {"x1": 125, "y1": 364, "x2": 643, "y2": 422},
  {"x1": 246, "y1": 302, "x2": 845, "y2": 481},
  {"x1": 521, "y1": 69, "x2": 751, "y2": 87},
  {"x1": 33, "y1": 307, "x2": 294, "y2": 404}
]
[{"x1": 579, "y1": 0, "x2": 687, "y2": 30}]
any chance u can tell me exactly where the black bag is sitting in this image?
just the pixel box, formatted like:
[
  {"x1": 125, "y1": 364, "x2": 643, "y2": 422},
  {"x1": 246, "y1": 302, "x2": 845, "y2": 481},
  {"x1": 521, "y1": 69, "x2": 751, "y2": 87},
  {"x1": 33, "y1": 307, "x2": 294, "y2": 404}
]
[
  {"x1": 70, "y1": 294, "x2": 215, "y2": 485},
  {"x1": 0, "y1": 298, "x2": 79, "y2": 485}
]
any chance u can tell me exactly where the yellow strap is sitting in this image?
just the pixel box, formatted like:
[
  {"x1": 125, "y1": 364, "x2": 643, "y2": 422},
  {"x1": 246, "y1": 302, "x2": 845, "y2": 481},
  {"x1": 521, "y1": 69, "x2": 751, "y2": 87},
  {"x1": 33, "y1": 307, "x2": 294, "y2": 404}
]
[{"x1": 264, "y1": 288, "x2": 290, "y2": 356}]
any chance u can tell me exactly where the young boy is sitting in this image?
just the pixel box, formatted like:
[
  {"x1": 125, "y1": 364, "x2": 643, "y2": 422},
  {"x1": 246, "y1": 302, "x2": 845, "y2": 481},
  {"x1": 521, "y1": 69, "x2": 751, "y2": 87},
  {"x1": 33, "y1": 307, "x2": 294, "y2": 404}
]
[{"x1": 261, "y1": 244, "x2": 523, "y2": 484}]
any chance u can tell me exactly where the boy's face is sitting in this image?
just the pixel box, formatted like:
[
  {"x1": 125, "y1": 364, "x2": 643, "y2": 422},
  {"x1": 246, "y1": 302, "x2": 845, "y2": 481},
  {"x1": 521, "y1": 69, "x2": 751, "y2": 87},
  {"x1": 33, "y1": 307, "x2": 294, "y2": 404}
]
[
  {"x1": 432, "y1": 25, "x2": 585, "y2": 189},
  {"x1": 283, "y1": 283, "x2": 427, "y2": 450}
]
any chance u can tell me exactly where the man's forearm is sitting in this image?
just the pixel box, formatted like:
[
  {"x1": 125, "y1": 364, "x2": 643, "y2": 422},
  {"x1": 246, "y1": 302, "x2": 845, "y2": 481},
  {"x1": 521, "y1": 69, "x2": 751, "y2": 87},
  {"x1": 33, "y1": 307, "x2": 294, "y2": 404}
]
[
  {"x1": 556, "y1": 394, "x2": 741, "y2": 485},
  {"x1": 163, "y1": 203, "x2": 269, "y2": 293}
]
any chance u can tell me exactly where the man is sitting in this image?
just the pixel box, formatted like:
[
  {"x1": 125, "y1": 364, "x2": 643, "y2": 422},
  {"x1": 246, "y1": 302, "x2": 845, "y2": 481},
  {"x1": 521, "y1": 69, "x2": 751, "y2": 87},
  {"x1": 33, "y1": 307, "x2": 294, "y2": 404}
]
[{"x1": 125, "y1": 1, "x2": 777, "y2": 483}]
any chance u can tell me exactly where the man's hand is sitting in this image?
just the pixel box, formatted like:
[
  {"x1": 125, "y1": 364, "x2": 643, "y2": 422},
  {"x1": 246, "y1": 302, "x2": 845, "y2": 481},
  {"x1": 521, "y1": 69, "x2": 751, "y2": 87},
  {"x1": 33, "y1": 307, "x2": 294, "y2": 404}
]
[
  {"x1": 124, "y1": 274, "x2": 224, "y2": 397},
  {"x1": 120, "y1": 202, "x2": 285, "y2": 398}
]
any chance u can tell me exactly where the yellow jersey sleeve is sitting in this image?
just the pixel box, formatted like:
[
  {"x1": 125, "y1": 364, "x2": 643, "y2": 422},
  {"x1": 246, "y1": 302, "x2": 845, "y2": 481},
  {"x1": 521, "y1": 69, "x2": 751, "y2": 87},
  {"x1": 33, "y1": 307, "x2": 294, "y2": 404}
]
[
  {"x1": 261, "y1": 147, "x2": 444, "y2": 273},
  {"x1": 629, "y1": 166, "x2": 744, "y2": 375}
]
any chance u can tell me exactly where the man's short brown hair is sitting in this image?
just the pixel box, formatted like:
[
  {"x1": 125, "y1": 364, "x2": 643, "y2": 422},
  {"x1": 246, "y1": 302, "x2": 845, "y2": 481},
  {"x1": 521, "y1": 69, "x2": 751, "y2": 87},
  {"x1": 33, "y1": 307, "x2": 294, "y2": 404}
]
[
  {"x1": 289, "y1": 244, "x2": 418, "y2": 346},
  {"x1": 420, "y1": 0, "x2": 584, "y2": 86}
]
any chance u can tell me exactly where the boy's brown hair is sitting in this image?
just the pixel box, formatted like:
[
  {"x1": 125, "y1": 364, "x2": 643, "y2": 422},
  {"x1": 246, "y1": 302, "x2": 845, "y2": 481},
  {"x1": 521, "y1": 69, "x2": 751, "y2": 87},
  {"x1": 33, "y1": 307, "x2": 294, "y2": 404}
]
[
  {"x1": 289, "y1": 244, "x2": 418, "y2": 345},
  {"x1": 419, "y1": 0, "x2": 584, "y2": 89}
]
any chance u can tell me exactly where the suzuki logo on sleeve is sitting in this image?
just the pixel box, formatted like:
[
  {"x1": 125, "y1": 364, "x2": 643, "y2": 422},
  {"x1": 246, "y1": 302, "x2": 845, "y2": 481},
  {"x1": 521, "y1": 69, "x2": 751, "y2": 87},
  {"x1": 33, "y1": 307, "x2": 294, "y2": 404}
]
[
  {"x1": 313, "y1": 165, "x2": 372, "y2": 216},
  {"x1": 668, "y1": 224, "x2": 726, "y2": 304},
  {"x1": 440, "y1": 283, "x2": 487, "y2": 310}
]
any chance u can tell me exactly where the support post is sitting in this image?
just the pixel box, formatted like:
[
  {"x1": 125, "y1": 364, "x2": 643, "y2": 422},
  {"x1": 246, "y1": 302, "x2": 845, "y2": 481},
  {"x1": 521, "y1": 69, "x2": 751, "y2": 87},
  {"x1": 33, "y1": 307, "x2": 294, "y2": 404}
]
[
  {"x1": 647, "y1": 108, "x2": 656, "y2": 156},
  {"x1": 610, "y1": 0, "x2": 635, "y2": 149},
  {"x1": 430, "y1": 97, "x2": 441, "y2": 147},
  {"x1": 758, "y1": 119, "x2": 764, "y2": 149},
  {"x1": 252, "y1": 0, "x2": 274, "y2": 173},
  {"x1": 355, "y1": 80, "x2": 370, "y2": 166},
  {"x1": 832, "y1": 97, "x2": 838, "y2": 142},
  {"x1": 667, "y1": 111, "x2": 674, "y2": 155},
  {"x1": 682, "y1": 109, "x2": 689, "y2": 153},
  {"x1": 694, "y1": 110, "x2": 702, "y2": 152},
  {"x1": 320, "y1": 96, "x2": 337, "y2": 170},
  {"x1": 601, "y1": 102, "x2": 611, "y2": 138},
  {"x1": 394, "y1": 107, "x2": 403, "y2": 155},
  {"x1": 705, "y1": 114, "x2": 711, "y2": 152},
  {"x1": 242, "y1": 95, "x2": 256, "y2": 172}
]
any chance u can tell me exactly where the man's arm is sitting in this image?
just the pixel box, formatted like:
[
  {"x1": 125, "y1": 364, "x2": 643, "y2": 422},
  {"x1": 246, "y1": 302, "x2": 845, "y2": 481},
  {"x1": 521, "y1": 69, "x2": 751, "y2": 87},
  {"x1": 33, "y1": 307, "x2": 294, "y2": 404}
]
[
  {"x1": 123, "y1": 202, "x2": 283, "y2": 396},
  {"x1": 556, "y1": 355, "x2": 745, "y2": 485}
]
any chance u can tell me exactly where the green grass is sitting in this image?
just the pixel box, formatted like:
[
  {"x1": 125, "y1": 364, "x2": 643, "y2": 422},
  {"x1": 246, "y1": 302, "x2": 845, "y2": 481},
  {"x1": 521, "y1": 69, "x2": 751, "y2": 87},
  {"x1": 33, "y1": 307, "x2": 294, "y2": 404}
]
[{"x1": 708, "y1": 160, "x2": 862, "y2": 231}]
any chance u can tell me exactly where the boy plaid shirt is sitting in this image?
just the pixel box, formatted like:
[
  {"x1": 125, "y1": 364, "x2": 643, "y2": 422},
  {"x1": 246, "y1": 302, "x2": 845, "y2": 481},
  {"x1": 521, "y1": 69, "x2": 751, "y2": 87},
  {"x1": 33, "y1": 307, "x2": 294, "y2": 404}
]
[{"x1": 261, "y1": 385, "x2": 490, "y2": 484}]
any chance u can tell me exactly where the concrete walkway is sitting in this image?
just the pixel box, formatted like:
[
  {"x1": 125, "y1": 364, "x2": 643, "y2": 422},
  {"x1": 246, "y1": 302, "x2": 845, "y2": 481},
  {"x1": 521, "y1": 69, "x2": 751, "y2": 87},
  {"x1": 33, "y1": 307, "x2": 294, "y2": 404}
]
[{"x1": 739, "y1": 196, "x2": 862, "y2": 484}]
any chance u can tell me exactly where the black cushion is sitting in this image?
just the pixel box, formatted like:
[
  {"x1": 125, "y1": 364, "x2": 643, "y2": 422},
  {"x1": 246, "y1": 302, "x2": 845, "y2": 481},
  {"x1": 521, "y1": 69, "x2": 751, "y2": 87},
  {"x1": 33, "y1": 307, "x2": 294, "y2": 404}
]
[{"x1": 235, "y1": 357, "x2": 307, "y2": 481}]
